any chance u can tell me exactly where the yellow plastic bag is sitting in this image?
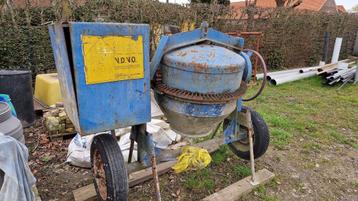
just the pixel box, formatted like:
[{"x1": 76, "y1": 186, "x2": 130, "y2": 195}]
[{"x1": 172, "y1": 146, "x2": 212, "y2": 173}]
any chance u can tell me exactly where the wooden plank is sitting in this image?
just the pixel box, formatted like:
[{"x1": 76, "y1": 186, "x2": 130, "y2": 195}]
[
  {"x1": 73, "y1": 161, "x2": 176, "y2": 201},
  {"x1": 128, "y1": 160, "x2": 176, "y2": 187},
  {"x1": 73, "y1": 184, "x2": 96, "y2": 201},
  {"x1": 201, "y1": 169, "x2": 275, "y2": 201},
  {"x1": 195, "y1": 137, "x2": 223, "y2": 153},
  {"x1": 73, "y1": 138, "x2": 225, "y2": 201}
]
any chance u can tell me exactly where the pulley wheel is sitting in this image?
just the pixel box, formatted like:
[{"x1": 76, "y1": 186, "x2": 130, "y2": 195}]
[
  {"x1": 91, "y1": 134, "x2": 128, "y2": 201},
  {"x1": 224, "y1": 106, "x2": 270, "y2": 160}
]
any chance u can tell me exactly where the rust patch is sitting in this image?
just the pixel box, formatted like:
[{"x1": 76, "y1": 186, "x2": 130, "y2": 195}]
[
  {"x1": 190, "y1": 61, "x2": 210, "y2": 73},
  {"x1": 154, "y1": 72, "x2": 247, "y2": 104},
  {"x1": 226, "y1": 64, "x2": 240, "y2": 73},
  {"x1": 93, "y1": 149, "x2": 107, "y2": 200}
]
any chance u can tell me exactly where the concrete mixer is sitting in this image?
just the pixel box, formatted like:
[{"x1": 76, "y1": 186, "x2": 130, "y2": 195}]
[{"x1": 49, "y1": 22, "x2": 269, "y2": 201}]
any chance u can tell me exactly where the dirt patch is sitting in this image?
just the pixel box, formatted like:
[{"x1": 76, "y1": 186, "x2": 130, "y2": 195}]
[{"x1": 25, "y1": 120, "x2": 92, "y2": 201}]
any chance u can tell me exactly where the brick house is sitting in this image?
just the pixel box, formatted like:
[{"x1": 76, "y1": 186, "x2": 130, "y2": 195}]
[{"x1": 231, "y1": 0, "x2": 347, "y2": 18}]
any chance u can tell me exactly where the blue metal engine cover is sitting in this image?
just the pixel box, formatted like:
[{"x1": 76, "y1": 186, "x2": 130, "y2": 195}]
[{"x1": 161, "y1": 44, "x2": 245, "y2": 94}]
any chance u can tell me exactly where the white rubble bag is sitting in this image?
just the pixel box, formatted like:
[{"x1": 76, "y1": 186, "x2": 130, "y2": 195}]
[
  {"x1": 66, "y1": 119, "x2": 181, "y2": 168},
  {"x1": 65, "y1": 133, "x2": 94, "y2": 168},
  {"x1": 0, "y1": 133, "x2": 36, "y2": 201}
]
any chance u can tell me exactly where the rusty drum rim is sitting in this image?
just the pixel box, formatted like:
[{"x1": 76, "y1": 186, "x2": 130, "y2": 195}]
[
  {"x1": 93, "y1": 149, "x2": 107, "y2": 200},
  {"x1": 154, "y1": 72, "x2": 247, "y2": 104}
]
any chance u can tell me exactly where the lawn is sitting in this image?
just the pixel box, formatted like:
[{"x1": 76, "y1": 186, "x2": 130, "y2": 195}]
[
  {"x1": 246, "y1": 76, "x2": 358, "y2": 150},
  {"x1": 129, "y1": 76, "x2": 358, "y2": 201}
]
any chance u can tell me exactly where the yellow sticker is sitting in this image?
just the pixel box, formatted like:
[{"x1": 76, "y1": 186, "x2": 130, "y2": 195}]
[{"x1": 82, "y1": 35, "x2": 144, "y2": 84}]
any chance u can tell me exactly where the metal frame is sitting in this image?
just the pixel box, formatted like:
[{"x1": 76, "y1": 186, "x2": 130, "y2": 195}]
[{"x1": 227, "y1": 31, "x2": 263, "y2": 81}]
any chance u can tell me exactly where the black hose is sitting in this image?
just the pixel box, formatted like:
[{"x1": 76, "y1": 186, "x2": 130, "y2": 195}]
[{"x1": 242, "y1": 49, "x2": 268, "y2": 102}]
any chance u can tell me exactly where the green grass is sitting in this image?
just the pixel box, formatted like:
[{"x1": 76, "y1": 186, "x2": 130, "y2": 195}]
[
  {"x1": 181, "y1": 77, "x2": 357, "y2": 199},
  {"x1": 211, "y1": 145, "x2": 231, "y2": 165},
  {"x1": 233, "y1": 165, "x2": 251, "y2": 177},
  {"x1": 255, "y1": 185, "x2": 279, "y2": 201},
  {"x1": 183, "y1": 168, "x2": 215, "y2": 191},
  {"x1": 245, "y1": 77, "x2": 358, "y2": 149}
]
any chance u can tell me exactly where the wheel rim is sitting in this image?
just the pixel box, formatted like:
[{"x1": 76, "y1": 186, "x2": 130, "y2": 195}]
[
  {"x1": 93, "y1": 149, "x2": 107, "y2": 200},
  {"x1": 231, "y1": 133, "x2": 255, "y2": 152}
]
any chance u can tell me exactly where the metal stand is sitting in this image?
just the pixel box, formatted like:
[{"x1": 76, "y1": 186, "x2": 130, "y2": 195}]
[
  {"x1": 131, "y1": 124, "x2": 162, "y2": 201},
  {"x1": 248, "y1": 124, "x2": 257, "y2": 185},
  {"x1": 151, "y1": 155, "x2": 162, "y2": 201},
  {"x1": 354, "y1": 64, "x2": 358, "y2": 84},
  {"x1": 128, "y1": 139, "x2": 135, "y2": 163},
  {"x1": 243, "y1": 109, "x2": 258, "y2": 185},
  {"x1": 110, "y1": 129, "x2": 116, "y2": 139}
]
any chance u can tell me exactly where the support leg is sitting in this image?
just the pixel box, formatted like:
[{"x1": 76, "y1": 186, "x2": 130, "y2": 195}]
[
  {"x1": 245, "y1": 110, "x2": 258, "y2": 185},
  {"x1": 110, "y1": 129, "x2": 116, "y2": 139},
  {"x1": 248, "y1": 127, "x2": 257, "y2": 185},
  {"x1": 128, "y1": 139, "x2": 135, "y2": 163},
  {"x1": 134, "y1": 124, "x2": 162, "y2": 201},
  {"x1": 151, "y1": 155, "x2": 162, "y2": 201}
]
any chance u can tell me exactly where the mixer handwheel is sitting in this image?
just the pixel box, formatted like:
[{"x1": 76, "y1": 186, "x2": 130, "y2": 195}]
[
  {"x1": 227, "y1": 106, "x2": 270, "y2": 160},
  {"x1": 91, "y1": 134, "x2": 128, "y2": 201}
]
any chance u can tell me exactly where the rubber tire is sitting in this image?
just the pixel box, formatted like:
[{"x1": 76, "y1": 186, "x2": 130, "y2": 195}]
[
  {"x1": 0, "y1": 169, "x2": 4, "y2": 190},
  {"x1": 228, "y1": 106, "x2": 270, "y2": 160},
  {"x1": 90, "y1": 134, "x2": 128, "y2": 201}
]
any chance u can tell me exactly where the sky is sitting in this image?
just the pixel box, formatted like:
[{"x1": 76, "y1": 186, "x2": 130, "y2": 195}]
[{"x1": 158, "y1": 0, "x2": 357, "y2": 10}]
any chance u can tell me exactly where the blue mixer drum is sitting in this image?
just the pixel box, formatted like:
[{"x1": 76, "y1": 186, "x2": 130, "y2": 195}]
[{"x1": 154, "y1": 44, "x2": 247, "y2": 137}]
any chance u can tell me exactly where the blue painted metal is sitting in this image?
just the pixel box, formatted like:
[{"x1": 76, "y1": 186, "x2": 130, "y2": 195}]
[
  {"x1": 150, "y1": 25, "x2": 245, "y2": 80},
  {"x1": 223, "y1": 98, "x2": 244, "y2": 144},
  {"x1": 240, "y1": 52, "x2": 252, "y2": 82},
  {"x1": 160, "y1": 97, "x2": 231, "y2": 118},
  {"x1": 224, "y1": 118, "x2": 248, "y2": 144},
  {"x1": 48, "y1": 24, "x2": 81, "y2": 131},
  {"x1": 161, "y1": 45, "x2": 245, "y2": 94},
  {"x1": 150, "y1": 36, "x2": 169, "y2": 79},
  {"x1": 136, "y1": 131, "x2": 157, "y2": 166},
  {"x1": 236, "y1": 98, "x2": 243, "y2": 112},
  {"x1": 49, "y1": 22, "x2": 151, "y2": 135},
  {"x1": 151, "y1": 22, "x2": 251, "y2": 137}
]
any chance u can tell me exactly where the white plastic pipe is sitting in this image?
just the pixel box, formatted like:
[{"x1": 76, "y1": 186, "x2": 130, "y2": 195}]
[
  {"x1": 257, "y1": 68, "x2": 304, "y2": 80},
  {"x1": 268, "y1": 71, "x2": 300, "y2": 80},
  {"x1": 299, "y1": 66, "x2": 321, "y2": 73},
  {"x1": 331, "y1": 38, "x2": 343, "y2": 63},
  {"x1": 270, "y1": 71, "x2": 316, "y2": 86}
]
